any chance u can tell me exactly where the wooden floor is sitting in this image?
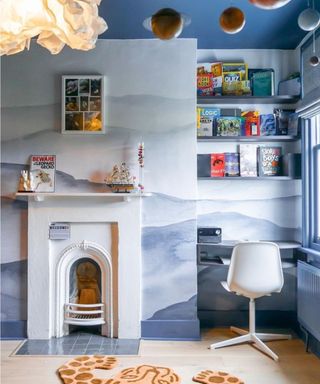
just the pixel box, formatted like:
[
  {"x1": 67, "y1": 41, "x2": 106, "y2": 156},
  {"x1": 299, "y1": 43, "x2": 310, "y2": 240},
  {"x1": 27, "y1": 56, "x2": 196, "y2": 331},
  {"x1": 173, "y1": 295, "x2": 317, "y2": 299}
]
[{"x1": 1, "y1": 329, "x2": 320, "y2": 384}]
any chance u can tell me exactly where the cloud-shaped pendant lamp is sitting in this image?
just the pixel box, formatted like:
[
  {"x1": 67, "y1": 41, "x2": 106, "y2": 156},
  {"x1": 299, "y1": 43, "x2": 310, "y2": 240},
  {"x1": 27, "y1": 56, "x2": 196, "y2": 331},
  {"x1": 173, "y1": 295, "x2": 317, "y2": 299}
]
[{"x1": 0, "y1": 0, "x2": 107, "y2": 56}]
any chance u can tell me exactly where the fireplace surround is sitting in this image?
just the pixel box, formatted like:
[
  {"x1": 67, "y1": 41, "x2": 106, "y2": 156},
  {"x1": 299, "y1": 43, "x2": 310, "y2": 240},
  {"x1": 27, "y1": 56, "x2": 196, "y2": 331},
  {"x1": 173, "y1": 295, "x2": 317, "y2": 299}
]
[{"x1": 25, "y1": 194, "x2": 142, "y2": 339}]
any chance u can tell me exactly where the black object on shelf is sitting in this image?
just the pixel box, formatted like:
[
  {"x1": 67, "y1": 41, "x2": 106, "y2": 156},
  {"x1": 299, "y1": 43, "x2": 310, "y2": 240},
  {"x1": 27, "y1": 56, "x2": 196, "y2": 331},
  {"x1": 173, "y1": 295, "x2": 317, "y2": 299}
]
[{"x1": 197, "y1": 154, "x2": 211, "y2": 177}]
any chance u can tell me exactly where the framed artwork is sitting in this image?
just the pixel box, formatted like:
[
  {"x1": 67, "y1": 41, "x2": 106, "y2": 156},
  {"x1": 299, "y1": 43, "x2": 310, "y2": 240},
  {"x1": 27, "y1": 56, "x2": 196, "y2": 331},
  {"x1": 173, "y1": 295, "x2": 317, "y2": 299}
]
[{"x1": 62, "y1": 75, "x2": 105, "y2": 134}]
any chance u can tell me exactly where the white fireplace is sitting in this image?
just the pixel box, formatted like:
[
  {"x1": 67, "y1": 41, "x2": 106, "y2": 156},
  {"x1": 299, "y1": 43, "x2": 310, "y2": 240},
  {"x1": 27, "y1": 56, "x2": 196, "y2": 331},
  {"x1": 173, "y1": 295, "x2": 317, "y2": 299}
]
[{"x1": 25, "y1": 194, "x2": 142, "y2": 339}]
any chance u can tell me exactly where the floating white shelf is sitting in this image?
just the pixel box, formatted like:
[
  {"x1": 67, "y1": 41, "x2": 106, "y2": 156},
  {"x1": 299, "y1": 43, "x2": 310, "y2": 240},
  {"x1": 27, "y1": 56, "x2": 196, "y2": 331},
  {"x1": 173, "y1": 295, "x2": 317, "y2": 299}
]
[
  {"x1": 15, "y1": 192, "x2": 152, "y2": 202},
  {"x1": 197, "y1": 95, "x2": 299, "y2": 104},
  {"x1": 197, "y1": 176, "x2": 299, "y2": 180},
  {"x1": 197, "y1": 135, "x2": 300, "y2": 142}
]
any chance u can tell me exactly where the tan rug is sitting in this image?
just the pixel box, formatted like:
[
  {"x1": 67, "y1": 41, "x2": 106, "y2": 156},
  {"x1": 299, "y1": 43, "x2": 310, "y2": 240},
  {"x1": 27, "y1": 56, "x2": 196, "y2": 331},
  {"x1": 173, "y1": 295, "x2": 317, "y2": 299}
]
[
  {"x1": 193, "y1": 370, "x2": 244, "y2": 384},
  {"x1": 58, "y1": 356, "x2": 180, "y2": 384},
  {"x1": 58, "y1": 357, "x2": 244, "y2": 384}
]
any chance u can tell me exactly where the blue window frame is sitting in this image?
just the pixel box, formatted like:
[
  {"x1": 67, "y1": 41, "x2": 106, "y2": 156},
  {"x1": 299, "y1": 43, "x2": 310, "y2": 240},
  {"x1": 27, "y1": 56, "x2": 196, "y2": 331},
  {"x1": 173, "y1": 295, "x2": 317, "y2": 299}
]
[{"x1": 302, "y1": 117, "x2": 320, "y2": 252}]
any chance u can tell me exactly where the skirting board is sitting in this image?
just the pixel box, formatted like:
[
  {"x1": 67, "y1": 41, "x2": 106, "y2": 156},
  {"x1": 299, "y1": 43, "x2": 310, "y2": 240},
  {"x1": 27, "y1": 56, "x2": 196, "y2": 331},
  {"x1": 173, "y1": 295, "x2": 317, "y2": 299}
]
[
  {"x1": 198, "y1": 310, "x2": 298, "y2": 329},
  {"x1": 141, "y1": 319, "x2": 200, "y2": 340},
  {"x1": 1, "y1": 321, "x2": 27, "y2": 339}
]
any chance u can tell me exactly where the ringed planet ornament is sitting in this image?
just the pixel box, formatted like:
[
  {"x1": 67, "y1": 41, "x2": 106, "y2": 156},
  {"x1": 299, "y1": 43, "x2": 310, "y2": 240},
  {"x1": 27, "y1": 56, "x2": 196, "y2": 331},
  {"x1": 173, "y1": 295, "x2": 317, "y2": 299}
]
[
  {"x1": 249, "y1": 0, "x2": 292, "y2": 10},
  {"x1": 219, "y1": 7, "x2": 245, "y2": 34},
  {"x1": 298, "y1": 8, "x2": 320, "y2": 31},
  {"x1": 143, "y1": 8, "x2": 190, "y2": 40}
]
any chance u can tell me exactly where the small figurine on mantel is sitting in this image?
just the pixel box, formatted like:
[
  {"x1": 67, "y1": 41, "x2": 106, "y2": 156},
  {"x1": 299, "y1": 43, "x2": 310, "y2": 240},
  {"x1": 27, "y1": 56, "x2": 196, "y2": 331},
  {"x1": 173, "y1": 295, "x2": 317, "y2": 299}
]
[
  {"x1": 105, "y1": 162, "x2": 136, "y2": 193},
  {"x1": 18, "y1": 170, "x2": 34, "y2": 192}
]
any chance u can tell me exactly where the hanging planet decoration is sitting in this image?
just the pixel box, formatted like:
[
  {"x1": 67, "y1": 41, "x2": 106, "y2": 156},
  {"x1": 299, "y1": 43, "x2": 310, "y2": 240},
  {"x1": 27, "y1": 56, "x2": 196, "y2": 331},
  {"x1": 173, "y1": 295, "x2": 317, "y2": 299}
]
[
  {"x1": 298, "y1": 8, "x2": 320, "y2": 31},
  {"x1": 150, "y1": 8, "x2": 183, "y2": 40},
  {"x1": 309, "y1": 55, "x2": 320, "y2": 66},
  {"x1": 219, "y1": 7, "x2": 245, "y2": 34},
  {"x1": 249, "y1": 0, "x2": 292, "y2": 10}
]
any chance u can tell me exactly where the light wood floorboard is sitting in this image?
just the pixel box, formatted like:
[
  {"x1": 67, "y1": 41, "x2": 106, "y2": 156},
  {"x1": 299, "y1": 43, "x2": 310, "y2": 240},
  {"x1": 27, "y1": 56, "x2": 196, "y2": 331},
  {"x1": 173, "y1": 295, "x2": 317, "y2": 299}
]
[{"x1": 1, "y1": 329, "x2": 320, "y2": 384}]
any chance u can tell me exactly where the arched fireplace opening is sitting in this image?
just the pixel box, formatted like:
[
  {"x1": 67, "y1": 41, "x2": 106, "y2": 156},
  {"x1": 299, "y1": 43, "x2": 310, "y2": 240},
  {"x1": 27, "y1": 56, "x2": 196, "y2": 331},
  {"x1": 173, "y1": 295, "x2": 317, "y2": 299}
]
[
  {"x1": 55, "y1": 241, "x2": 113, "y2": 338},
  {"x1": 67, "y1": 258, "x2": 103, "y2": 335}
]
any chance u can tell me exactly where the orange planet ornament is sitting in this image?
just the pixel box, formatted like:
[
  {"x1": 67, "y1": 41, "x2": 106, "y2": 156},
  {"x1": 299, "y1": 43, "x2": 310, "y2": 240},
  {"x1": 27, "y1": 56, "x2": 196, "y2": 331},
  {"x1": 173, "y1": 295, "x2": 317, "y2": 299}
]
[
  {"x1": 249, "y1": 0, "x2": 292, "y2": 10},
  {"x1": 151, "y1": 8, "x2": 183, "y2": 40},
  {"x1": 219, "y1": 7, "x2": 245, "y2": 34}
]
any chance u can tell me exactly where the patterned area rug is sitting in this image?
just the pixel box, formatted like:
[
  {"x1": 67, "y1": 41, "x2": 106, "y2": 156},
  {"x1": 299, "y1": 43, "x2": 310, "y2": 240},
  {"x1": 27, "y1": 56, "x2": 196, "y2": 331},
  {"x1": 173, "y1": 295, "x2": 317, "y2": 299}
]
[
  {"x1": 58, "y1": 356, "x2": 244, "y2": 384},
  {"x1": 193, "y1": 370, "x2": 244, "y2": 384}
]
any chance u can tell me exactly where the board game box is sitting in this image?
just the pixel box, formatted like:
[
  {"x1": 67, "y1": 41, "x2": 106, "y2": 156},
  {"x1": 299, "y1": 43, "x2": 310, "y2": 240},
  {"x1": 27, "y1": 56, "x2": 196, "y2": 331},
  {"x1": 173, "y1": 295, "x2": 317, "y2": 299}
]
[{"x1": 197, "y1": 107, "x2": 220, "y2": 137}]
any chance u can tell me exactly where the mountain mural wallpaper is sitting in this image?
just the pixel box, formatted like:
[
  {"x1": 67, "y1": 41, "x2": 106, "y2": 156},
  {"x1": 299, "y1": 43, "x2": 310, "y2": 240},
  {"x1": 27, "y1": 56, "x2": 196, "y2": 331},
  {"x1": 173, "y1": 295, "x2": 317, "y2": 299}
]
[
  {"x1": 1, "y1": 40, "x2": 198, "y2": 339},
  {"x1": 1, "y1": 40, "x2": 301, "y2": 339}
]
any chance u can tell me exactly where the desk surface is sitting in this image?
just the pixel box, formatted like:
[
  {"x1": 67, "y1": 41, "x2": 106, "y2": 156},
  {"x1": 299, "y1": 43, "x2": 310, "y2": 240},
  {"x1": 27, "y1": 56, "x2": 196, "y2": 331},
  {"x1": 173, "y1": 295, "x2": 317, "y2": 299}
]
[{"x1": 198, "y1": 240, "x2": 301, "y2": 249}]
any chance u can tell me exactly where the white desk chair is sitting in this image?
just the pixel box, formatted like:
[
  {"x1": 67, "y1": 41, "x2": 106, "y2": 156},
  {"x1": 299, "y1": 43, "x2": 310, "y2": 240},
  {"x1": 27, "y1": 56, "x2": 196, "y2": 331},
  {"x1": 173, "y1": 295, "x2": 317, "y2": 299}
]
[{"x1": 210, "y1": 241, "x2": 291, "y2": 361}]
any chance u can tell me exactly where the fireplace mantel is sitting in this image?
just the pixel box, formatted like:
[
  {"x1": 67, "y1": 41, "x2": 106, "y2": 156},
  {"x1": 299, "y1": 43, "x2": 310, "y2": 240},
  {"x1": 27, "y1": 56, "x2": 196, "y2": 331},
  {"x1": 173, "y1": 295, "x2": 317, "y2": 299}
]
[
  {"x1": 25, "y1": 192, "x2": 143, "y2": 339},
  {"x1": 16, "y1": 191, "x2": 152, "y2": 202}
]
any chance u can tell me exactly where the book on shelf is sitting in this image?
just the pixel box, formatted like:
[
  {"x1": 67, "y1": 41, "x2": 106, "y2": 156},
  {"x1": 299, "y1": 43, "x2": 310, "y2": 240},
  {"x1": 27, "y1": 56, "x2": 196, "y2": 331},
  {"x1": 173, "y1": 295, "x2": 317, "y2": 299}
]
[
  {"x1": 197, "y1": 154, "x2": 211, "y2": 177},
  {"x1": 30, "y1": 155, "x2": 56, "y2": 192},
  {"x1": 260, "y1": 114, "x2": 276, "y2": 136},
  {"x1": 274, "y1": 109, "x2": 295, "y2": 135},
  {"x1": 251, "y1": 69, "x2": 275, "y2": 96},
  {"x1": 241, "y1": 111, "x2": 260, "y2": 136},
  {"x1": 197, "y1": 107, "x2": 220, "y2": 137},
  {"x1": 222, "y1": 80, "x2": 251, "y2": 96},
  {"x1": 211, "y1": 154, "x2": 225, "y2": 177},
  {"x1": 222, "y1": 63, "x2": 248, "y2": 80},
  {"x1": 197, "y1": 62, "x2": 222, "y2": 96},
  {"x1": 258, "y1": 146, "x2": 282, "y2": 176},
  {"x1": 225, "y1": 153, "x2": 240, "y2": 177},
  {"x1": 221, "y1": 108, "x2": 242, "y2": 117},
  {"x1": 216, "y1": 116, "x2": 242, "y2": 136},
  {"x1": 287, "y1": 113, "x2": 300, "y2": 136},
  {"x1": 240, "y1": 144, "x2": 258, "y2": 177}
]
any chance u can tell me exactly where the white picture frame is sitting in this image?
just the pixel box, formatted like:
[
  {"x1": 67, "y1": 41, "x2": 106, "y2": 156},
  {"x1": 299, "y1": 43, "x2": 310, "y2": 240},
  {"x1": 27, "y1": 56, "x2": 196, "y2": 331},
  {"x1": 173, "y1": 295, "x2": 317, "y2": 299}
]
[{"x1": 62, "y1": 75, "x2": 105, "y2": 134}]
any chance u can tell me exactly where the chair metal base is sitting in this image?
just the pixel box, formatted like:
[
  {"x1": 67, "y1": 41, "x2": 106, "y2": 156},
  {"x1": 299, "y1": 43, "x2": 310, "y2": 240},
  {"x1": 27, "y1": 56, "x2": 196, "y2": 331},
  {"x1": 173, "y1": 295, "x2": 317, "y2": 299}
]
[{"x1": 209, "y1": 326, "x2": 292, "y2": 361}]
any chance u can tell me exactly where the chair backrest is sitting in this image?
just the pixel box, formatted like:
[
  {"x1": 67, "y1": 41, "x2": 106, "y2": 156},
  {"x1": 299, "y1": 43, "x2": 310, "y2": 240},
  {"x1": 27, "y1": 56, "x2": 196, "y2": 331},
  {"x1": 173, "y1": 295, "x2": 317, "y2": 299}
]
[{"x1": 227, "y1": 241, "x2": 284, "y2": 298}]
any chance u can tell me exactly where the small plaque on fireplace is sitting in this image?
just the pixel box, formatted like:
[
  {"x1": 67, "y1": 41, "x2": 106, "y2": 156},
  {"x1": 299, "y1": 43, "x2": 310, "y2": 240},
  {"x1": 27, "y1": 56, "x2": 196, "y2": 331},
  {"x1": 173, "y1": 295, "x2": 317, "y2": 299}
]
[{"x1": 49, "y1": 223, "x2": 71, "y2": 240}]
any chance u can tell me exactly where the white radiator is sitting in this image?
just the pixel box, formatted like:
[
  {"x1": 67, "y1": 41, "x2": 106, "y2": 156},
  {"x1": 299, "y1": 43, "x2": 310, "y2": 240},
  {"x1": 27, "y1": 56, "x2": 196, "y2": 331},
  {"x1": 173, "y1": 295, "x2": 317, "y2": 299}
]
[{"x1": 297, "y1": 261, "x2": 320, "y2": 341}]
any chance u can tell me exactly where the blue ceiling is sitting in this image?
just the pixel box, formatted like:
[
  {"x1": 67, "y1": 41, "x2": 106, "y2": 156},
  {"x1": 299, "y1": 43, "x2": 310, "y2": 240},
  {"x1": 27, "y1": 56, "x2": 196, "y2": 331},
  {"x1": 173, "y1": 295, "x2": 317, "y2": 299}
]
[{"x1": 99, "y1": 0, "x2": 320, "y2": 49}]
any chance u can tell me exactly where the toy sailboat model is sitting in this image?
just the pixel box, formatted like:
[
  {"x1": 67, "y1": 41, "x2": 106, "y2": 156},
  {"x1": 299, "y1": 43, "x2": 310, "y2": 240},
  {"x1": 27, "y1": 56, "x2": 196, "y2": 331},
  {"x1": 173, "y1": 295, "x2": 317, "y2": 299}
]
[{"x1": 105, "y1": 162, "x2": 136, "y2": 193}]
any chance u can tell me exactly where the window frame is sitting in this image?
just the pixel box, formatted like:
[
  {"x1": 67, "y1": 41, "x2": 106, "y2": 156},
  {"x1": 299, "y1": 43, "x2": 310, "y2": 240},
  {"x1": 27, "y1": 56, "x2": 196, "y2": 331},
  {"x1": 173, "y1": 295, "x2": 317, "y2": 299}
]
[{"x1": 302, "y1": 117, "x2": 320, "y2": 252}]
